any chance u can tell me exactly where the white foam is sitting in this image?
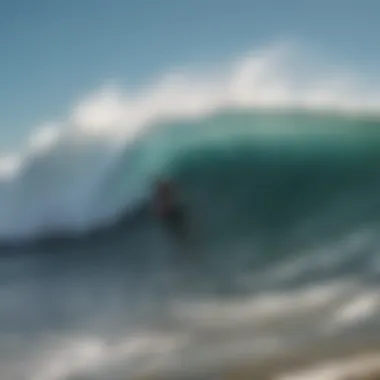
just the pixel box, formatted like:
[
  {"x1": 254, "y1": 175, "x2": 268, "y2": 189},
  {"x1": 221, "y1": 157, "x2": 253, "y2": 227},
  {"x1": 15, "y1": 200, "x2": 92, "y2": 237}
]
[
  {"x1": 334, "y1": 293, "x2": 380, "y2": 325},
  {"x1": 172, "y1": 281, "x2": 355, "y2": 331},
  {"x1": 31, "y1": 332, "x2": 187, "y2": 380},
  {"x1": 0, "y1": 155, "x2": 21, "y2": 180}
]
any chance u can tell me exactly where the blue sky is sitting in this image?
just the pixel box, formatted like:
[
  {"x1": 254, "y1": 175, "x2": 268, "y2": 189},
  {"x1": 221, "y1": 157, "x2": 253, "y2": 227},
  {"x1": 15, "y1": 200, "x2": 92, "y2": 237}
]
[{"x1": 1, "y1": 0, "x2": 380, "y2": 151}]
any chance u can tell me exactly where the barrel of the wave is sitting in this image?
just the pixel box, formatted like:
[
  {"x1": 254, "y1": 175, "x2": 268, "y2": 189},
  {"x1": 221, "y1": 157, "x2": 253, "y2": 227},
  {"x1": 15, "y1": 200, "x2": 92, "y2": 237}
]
[{"x1": 152, "y1": 178, "x2": 189, "y2": 245}]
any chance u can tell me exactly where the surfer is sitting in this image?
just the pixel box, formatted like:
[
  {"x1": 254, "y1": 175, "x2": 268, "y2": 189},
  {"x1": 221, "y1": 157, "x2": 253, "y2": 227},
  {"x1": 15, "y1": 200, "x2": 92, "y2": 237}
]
[{"x1": 152, "y1": 178, "x2": 188, "y2": 243}]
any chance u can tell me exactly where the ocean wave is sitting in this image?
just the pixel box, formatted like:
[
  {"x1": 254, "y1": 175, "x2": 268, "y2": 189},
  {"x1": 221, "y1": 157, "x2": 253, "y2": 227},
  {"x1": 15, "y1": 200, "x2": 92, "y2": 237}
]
[{"x1": 1, "y1": 43, "x2": 380, "y2": 243}]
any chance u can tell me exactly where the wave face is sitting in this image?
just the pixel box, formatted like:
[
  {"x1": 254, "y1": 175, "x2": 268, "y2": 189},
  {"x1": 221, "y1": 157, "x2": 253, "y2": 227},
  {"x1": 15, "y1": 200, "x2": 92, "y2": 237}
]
[
  {"x1": 1, "y1": 109, "x2": 380, "y2": 247},
  {"x1": 167, "y1": 111, "x2": 380, "y2": 247}
]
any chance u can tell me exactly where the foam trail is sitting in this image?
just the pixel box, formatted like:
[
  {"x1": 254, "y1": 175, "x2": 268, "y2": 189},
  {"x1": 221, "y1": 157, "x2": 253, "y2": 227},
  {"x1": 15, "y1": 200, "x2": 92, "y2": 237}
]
[
  {"x1": 29, "y1": 332, "x2": 186, "y2": 380},
  {"x1": 1, "y1": 42, "x2": 380, "y2": 241}
]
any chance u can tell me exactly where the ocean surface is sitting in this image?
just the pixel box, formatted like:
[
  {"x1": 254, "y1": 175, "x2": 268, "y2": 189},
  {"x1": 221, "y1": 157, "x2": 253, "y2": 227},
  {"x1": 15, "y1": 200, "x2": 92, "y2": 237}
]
[{"x1": 2, "y1": 97, "x2": 380, "y2": 377}]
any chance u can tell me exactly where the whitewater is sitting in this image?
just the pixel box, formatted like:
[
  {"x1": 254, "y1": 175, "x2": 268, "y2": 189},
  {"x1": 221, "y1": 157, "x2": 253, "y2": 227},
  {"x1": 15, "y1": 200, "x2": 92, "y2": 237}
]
[{"x1": 1, "y1": 44, "x2": 380, "y2": 380}]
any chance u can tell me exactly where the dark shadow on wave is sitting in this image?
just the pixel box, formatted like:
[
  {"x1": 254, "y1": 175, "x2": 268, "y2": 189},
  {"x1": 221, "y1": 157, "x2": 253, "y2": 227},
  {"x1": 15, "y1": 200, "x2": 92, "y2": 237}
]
[{"x1": 0, "y1": 201, "x2": 153, "y2": 254}]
